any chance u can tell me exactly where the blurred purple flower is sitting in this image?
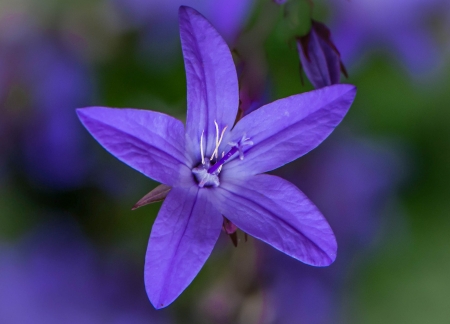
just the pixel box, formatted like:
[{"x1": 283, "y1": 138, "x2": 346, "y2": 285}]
[
  {"x1": 262, "y1": 136, "x2": 403, "y2": 323},
  {"x1": 297, "y1": 20, "x2": 347, "y2": 89},
  {"x1": 77, "y1": 7, "x2": 356, "y2": 308},
  {"x1": 0, "y1": 14, "x2": 92, "y2": 189},
  {"x1": 327, "y1": 0, "x2": 444, "y2": 75},
  {"x1": 0, "y1": 221, "x2": 170, "y2": 324},
  {"x1": 113, "y1": 0, "x2": 254, "y2": 46}
]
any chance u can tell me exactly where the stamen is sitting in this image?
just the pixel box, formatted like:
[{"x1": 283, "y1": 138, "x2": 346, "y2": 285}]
[
  {"x1": 210, "y1": 122, "x2": 228, "y2": 161},
  {"x1": 217, "y1": 151, "x2": 225, "y2": 173},
  {"x1": 219, "y1": 126, "x2": 228, "y2": 147},
  {"x1": 229, "y1": 134, "x2": 253, "y2": 160},
  {"x1": 214, "y1": 120, "x2": 219, "y2": 154},
  {"x1": 200, "y1": 130, "x2": 205, "y2": 165},
  {"x1": 207, "y1": 134, "x2": 253, "y2": 174}
]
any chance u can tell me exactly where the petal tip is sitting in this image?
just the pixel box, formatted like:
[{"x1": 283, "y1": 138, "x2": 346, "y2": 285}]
[
  {"x1": 317, "y1": 238, "x2": 338, "y2": 267},
  {"x1": 148, "y1": 296, "x2": 167, "y2": 310},
  {"x1": 178, "y1": 5, "x2": 187, "y2": 14},
  {"x1": 75, "y1": 106, "x2": 100, "y2": 119},
  {"x1": 75, "y1": 107, "x2": 102, "y2": 127},
  {"x1": 178, "y1": 5, "x2": 197, "y2": 18},
  {"x1": 151, "y1": 299, "x2": 168, "y2": 310},
  {"x1": 178, "y1": 6, "x2": 207, "y2": 29},
  {"x1": 76, "y1": 108, "x2": 90, "y2": 125},
  {"x1": 326, "y1": 83, "x2": 357, "y2": 104},
  {"x1": 75, "y1": 107, "x2": 86, "y2": 117},
  {"x1": 145, "y1": 281, "x2": 175, "y2": 310},
  {"x1": 340, "y1": 83, "x2": 357, "y2": 95},
  {"x1": 324, "y1": 250, "x2": 337, "y2": 266},
  {"x1": 300, "y1": 238, "x2": 338, "y2": 267}
]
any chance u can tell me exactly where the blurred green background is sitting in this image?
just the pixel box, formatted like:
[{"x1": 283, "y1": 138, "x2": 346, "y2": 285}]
[{"x1": 0, "y1": 0, "x2": 449, "y2": 323}]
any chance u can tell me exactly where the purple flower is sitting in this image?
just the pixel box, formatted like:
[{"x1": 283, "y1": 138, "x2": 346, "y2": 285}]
[
  {"x1": 77, "y1": 6, "x2": 356, "y2": 308},
  {"x1": 0, "y1": 14, "x2": 92, "y2": 189},
  {"x1": 327, "y1": 0, "x2": 444, "y2": 75},
  {"x1": 20, "y1": 40, "x2": 93, "y2": 189},
  {"x1": 298, "y1": 20, "x2": 347, "y2": 89},
  {"x1": 114, "y1": 0, "x2": 254, "y2": 44},
  {"x1": 0, "y1": 221, "x2": 170, "y2": 323}
]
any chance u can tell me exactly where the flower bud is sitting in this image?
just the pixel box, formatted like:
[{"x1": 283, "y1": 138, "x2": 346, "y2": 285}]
[{"x1": 297, "y1": 20, "x2": 348, "y2": 89}]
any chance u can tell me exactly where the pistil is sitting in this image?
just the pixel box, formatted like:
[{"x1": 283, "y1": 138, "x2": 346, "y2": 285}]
[
  {"x1": 193, "y1": 130, "x2": 253, "y2": 188},
  {"x1": 207, "y1": 134, "x2": 253, "y2": 174}
]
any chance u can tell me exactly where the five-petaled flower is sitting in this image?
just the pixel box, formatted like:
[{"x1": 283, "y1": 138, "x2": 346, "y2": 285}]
[{"x1": 77, "y1": 6, "x2": 356, "y2": 309}]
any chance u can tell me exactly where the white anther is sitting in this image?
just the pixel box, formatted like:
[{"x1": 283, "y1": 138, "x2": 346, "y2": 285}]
[
  {"x1": 210, "y1": 121, "x2": 228, "y2": 161},
  {"x1": 214, "y1": 121, "x2": 219, "y2": 153},
  {"x1": 217, "y1": 151, "x2": 225, "y2": 173},
  {"x1": 200, "y1": 130, "x2": 205, "y2": 165}
]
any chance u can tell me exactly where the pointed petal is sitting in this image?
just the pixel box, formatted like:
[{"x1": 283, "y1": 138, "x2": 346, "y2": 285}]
[
  {"x1": 213, "y1": 174, "x2": 337, "y2": 266},
  {"x1": 77, "y1": 107, "x2": 190, "y2": 186},
  {"x1": 132, "y1": 184, "x2": 171, "y2": 210},
  {"x1": 225, "y1": 84, "x2": 356, "y2": 176},
  {"x1": 145, "y1": 186, "x2": 222, "y2": 309},
  {"x1": 179, "y1": 6, "x2": 239, "y2": 158}
]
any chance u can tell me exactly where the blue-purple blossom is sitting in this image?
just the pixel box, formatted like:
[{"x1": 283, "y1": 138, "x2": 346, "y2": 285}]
[
  {"x1": 0, "y1": 222, "x2": 170, "y2": 323},
  {"x1": 326, "y1": 0, "x2": 443, "y2": 75},
  {"x1": 77, "y1": 6, "x2": 356, "y2": 308},
  {"x1": 298, "y1": 20, "x2": 347, "y2": 89},
  {"x1": 0, "y1": 14, "x2": 92, "y2": 189},
  {"x1": 114, "y1": 0, "x2": 254, "y2": 44}
]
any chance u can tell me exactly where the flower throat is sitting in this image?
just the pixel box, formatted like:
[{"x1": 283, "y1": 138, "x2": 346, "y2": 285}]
[{"x1": 192, "y1": 121, "x2": 253, "y2": 188}]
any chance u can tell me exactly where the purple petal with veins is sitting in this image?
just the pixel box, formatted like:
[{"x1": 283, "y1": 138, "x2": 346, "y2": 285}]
[
  {"x1": 77, "y1": 107, "x2": 191, "y2": 186},
  {"x1": 145, "y1": 186, "x2": 223, "y2": 308},
  {"x1": 212, "y1": 173, "x2": 337, "y2": 266},
  {"x1": 224, "y1": 85, "x2": 356, "y2": 177},
  {"x1": 179, "y1": 6, "x2": 239, "y2": 161}
]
